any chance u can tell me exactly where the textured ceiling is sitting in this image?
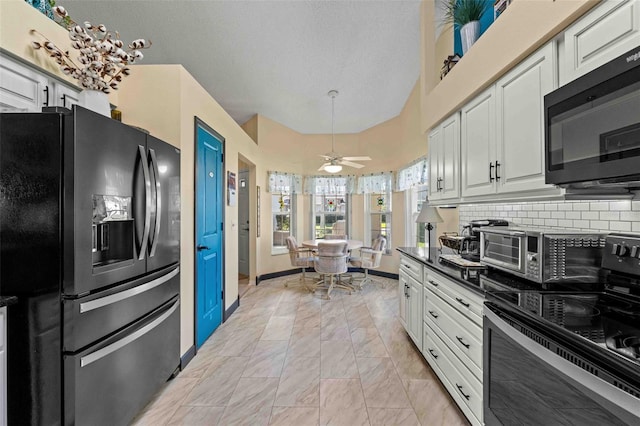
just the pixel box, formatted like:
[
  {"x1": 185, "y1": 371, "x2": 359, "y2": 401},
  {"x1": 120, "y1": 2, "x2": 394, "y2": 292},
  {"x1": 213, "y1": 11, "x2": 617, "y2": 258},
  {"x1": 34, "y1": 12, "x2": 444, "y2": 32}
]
[{"x1": 64, "y1": 0, "x2": 422, "y2": 134}]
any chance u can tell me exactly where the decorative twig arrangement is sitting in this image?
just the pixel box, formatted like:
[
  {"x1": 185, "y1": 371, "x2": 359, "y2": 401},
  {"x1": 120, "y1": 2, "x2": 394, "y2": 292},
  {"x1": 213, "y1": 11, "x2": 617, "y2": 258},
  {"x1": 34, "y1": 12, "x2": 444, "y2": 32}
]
[{"x1": 30, "y1": 5, "x2": 151, "y2": 92}]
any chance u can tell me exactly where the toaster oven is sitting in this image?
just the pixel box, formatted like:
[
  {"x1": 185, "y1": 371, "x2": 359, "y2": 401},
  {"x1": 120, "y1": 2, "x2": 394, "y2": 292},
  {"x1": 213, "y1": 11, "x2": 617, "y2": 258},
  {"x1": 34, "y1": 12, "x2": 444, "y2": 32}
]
[{"x1": 480, "y1": 227, "x2": 607, "y2": 284}]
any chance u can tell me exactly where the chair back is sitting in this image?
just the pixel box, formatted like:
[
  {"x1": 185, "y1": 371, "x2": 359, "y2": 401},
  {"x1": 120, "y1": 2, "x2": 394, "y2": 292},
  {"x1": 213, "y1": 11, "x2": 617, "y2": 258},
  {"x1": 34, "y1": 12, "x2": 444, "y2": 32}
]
[
  {"x1": 372, "y1": 236, "x2": 387, "y2": 252},
  {"x1": 332, "y1": 220, "x2": 346, "y2": 235},
  {"x1": 325, "y1": 234, "x2": 347, "y2": 240},
  {"x1": 314, "y1": 241, "x2": 348, "y2": 275},
  {"x1": 286, "y1": 236, "x2": 312, "y2": 268}
]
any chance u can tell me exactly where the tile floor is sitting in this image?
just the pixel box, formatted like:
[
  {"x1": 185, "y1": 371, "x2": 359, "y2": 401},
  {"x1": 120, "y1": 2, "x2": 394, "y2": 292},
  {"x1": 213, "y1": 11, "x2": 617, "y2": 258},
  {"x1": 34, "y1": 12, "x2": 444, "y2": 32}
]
[{"x1": 132, "y1": 274, "x2": 470, "y2": 426}]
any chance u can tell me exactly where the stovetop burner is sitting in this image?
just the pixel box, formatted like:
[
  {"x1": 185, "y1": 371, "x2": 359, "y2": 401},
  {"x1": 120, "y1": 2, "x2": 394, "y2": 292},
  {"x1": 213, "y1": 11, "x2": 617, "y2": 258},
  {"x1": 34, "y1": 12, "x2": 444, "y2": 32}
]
[{"x1": 490, "y1": 290, "x2": 640, "y2": 366}]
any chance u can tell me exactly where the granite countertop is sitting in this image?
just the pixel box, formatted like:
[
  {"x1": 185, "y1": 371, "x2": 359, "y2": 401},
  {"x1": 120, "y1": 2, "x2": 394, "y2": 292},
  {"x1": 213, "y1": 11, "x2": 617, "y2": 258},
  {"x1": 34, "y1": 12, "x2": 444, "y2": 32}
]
[
  {"x1": 397, "y1": 247, "x2": 542, "y2": 296},
  {"x1": 0, "y1": 296, "x2": 18, "y2": 307}
]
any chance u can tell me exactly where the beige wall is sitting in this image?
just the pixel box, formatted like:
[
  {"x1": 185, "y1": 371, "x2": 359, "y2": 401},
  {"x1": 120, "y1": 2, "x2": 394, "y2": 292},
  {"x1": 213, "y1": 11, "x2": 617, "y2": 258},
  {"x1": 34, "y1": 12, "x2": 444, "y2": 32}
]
[
  {"x1": 420, "y1": 0, "x2": 600, "y2": 131},
  {"x1": 114, "y1": 66, "x2": 261, "y2": 355}
]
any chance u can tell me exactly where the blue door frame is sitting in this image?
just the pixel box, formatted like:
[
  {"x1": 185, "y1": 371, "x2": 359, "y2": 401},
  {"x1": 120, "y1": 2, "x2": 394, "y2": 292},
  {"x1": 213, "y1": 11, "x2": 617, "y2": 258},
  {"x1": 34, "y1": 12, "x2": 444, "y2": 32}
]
[{"x1": 195, "y1": 118, "x2": 224, "y2": 348}]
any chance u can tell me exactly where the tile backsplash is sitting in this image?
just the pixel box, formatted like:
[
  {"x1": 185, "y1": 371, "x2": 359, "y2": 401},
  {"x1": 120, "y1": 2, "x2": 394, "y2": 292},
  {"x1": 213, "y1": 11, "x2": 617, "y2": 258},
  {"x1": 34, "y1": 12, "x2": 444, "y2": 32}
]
[{"x1": 458, "y1": 200, "x2": 640, "y2": 233}]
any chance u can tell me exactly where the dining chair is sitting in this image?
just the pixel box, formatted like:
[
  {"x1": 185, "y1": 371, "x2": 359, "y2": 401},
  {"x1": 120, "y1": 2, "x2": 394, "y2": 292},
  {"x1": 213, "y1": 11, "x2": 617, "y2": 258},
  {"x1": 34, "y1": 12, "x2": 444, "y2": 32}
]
[
  {"x1": 284, "y1": 236, "x2": 316, "y2": 289},
  {"x1": 313, "y1": 241, "x2": 351, "y2": 299},
  {"x1": 325, "y1": 234, "x2": 347, "y2": 240},
  {"x1": 349, "y1": 235, "x2": 387, "y2": 289},
  {"x1": 331, "y1": 219, "x2": 346, "y2": 235}
]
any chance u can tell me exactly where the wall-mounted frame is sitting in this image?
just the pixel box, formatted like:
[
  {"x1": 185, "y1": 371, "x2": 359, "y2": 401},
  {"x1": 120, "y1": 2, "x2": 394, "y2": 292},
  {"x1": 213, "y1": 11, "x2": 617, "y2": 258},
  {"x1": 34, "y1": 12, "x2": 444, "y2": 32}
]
[
  {"x1": 227, "y1": 171, "x2": 236, "y2": 206},
  {"x1": 256, "y1": 186, "x2": 261, "y2": 237}
]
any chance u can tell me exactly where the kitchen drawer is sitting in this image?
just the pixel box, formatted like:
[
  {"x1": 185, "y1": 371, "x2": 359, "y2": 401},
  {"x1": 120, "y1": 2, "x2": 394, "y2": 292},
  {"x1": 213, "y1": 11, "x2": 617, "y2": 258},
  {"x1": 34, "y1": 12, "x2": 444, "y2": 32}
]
[
  {"x1": 424, "y1": 289, "x2": 482, "y2": 381},
  {"x1": 423, "y1": 321, "x2": 483, "y2": 426},
  {"x1": 400, "y1": 254, "x2": 423, "y2": 283},
  {"x1": 424, "y1": 269, "x2": 483, "y2": 326}
]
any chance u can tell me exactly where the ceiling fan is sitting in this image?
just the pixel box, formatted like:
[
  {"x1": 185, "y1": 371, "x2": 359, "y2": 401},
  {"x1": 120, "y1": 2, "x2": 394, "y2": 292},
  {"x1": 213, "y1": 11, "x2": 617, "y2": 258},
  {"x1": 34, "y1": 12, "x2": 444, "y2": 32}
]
[{"x1": 319, "y1": 90, "x2": 371, "y2": 174}]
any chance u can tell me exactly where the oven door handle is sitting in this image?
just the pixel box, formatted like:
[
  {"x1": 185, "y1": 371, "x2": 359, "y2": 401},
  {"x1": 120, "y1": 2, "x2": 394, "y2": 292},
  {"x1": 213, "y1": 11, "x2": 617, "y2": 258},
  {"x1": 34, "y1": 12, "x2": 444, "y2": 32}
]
[{"x1": 484, "y1": 308, "x2": 640, "y2": 423}]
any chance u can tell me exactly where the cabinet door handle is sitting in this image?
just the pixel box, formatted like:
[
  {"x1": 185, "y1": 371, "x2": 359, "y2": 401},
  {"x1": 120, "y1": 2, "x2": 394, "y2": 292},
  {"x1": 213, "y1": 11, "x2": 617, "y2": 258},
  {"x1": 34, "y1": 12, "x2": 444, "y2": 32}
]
[
  {"x1": 456, "y1": 384, "x2": 470, "y2": 400},
  {"x1": 43, "y1": 85, "x2": 50, "y2": 106},
  {"x1": 429, "y1": 310, "x2": 438, "y2": 319},
  {"x1": 455, "y1": 297, "x2": 470, "y2": 308},
  {"x1": 495, "y1": 160, "x2": 501, "y2": 181},
  {"x1": 61, "y1": 93, "x2": 67, "y2": 108},
  {"x1": 489, "y1": 162, "x2": 495, "y2": 182},
  {"x1": 438, "y1": 177, "x2": 443, "y2": 191},
  {"x1": 428, "y1": 348, "x2": 438, "y2": 359},
  {"x1": 428, "y1": 279, "x2": 438, "y2": 287},
  {"x1": 456, "y1": 336, "x2": 470, "y2": 349}
]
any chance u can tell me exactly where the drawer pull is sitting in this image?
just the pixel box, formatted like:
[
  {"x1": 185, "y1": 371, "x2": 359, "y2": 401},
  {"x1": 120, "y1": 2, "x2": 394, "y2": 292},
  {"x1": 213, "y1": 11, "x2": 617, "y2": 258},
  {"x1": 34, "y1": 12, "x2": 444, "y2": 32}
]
[
  {"x1": 403, "y1": 264, "x2": 411, "y2": 269},
  {"x1": 428, "y1": 310, "x2": 438, "y2": 319},
  {"x1": 428, "y1": 348, "x2": 438, "y2": 359},
  {"x1": 456, "y1": 336, "x2": 470, "y2": 349},
  {"x1": 428, "y1": 279, "x2": 438, "y2": 287},
  {"x1": 455, "y1": 297, "x2": 470, "y2": 308},
  {"x1": 456, "y1": 384, "x2": 470, "y2": 400}
]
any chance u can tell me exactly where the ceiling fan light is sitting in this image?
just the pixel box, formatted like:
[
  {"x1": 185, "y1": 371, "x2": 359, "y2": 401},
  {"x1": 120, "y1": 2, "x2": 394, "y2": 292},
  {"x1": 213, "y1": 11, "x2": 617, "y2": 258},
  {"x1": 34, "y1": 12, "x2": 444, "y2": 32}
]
[{"x1": 324, "y1": 164, "x2": 342, "y2": 174}]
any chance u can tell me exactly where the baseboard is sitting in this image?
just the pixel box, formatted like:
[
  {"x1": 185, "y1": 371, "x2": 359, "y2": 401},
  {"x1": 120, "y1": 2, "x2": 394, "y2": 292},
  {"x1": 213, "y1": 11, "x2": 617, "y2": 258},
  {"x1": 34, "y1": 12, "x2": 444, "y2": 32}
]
[
  {"x1": 256, "y1": 268, "x2": 302, "y2": 285},
  {"x1": 223, "y1": 295, "x2": 240, "y2": 321},
  {"x1": 180, "y1": 345, "x2": 196, "y2": 370},
  {"x1": 257, "y1": 267, "x2": 398, "y2": 284},
  {"x1": 369, "y1": 270, "x2": 399, "y2": 280}
]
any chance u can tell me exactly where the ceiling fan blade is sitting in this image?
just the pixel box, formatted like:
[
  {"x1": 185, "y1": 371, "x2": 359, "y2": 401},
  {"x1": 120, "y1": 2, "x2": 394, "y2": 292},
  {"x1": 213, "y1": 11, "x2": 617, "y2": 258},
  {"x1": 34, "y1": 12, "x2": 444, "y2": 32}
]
[
  {"x1": 341, "y1": 156, "x2": 371, "y2": 161},
  {"x1": 318, "y1": 163, "x2": 331, "y2": 171},
  {"x1": 319, "y1": 154, "x2": 334, "y2": 160},
  {"x1": 340, "y1": 160, "x2": 365, "y2": 169}
]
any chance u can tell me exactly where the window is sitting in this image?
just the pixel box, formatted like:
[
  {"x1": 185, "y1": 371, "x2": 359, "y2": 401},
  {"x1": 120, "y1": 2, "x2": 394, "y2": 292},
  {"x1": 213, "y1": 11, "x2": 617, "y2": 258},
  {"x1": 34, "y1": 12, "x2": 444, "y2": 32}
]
[
  {"x1": 305, "y1": 175, "x2": 355, "y2": 239},
  {"x1": 406, "y1": 184, "x2": 428, "y2": 247},
  {"x1": 267, "y1": 171, "x2": 302, "y2": 255},
  {"x1": 397, "y1": 157, "x2": 428, "y2": 247},
  {"x1": 272, "y1": 192, "x2": 295, "y2": 254},
  {"x1": 359, "y1": 172, "x2": 393, "y2": 254},
  {"x1": 365, "y1": 192, "x2": 392, "y2": 254}
]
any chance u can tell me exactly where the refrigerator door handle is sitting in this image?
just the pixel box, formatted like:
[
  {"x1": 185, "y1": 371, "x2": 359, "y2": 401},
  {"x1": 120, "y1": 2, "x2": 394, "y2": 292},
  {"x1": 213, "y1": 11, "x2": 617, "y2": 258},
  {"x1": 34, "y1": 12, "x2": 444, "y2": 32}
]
[
  {"x1": 80, "y1": 299, "x2": 179, "y2": 367},
  {"x1": 79, "y1": 266, "x2": 180, "y2": 313},
  {"x1": 148, "y1": 148, "x2": 161, "y2": 257},
  {"x1": 138, "y1": 145, "x2": 152, "y2": 260}
]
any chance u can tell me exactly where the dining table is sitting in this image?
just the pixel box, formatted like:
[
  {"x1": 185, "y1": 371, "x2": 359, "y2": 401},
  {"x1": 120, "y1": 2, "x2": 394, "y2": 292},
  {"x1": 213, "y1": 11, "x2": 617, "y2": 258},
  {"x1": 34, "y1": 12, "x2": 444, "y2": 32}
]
[{"x1": 301, "y1": 239, "x2": 364, "y2": 251}]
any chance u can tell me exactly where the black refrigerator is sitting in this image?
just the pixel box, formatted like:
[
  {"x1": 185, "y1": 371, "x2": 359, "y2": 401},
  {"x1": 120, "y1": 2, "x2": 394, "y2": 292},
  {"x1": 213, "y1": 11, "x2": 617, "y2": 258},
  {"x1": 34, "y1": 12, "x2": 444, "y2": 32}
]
[{"x1": 0, "y1": 106, "x2": 181, "y2": 425}]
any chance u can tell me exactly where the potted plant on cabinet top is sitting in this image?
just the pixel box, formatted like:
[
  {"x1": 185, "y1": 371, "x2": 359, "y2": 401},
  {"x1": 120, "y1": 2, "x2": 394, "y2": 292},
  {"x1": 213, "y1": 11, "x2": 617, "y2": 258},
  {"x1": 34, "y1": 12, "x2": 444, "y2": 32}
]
[{"x1": 442, "y1": 0, "x2": 490, "y2": 55}]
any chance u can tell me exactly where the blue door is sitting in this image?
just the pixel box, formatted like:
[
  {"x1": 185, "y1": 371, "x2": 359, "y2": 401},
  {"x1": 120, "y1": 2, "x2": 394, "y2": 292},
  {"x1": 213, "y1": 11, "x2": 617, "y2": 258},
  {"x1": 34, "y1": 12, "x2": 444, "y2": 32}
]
[{"x1": 195, "y1": 120, "x2": 224, "y2": 348}]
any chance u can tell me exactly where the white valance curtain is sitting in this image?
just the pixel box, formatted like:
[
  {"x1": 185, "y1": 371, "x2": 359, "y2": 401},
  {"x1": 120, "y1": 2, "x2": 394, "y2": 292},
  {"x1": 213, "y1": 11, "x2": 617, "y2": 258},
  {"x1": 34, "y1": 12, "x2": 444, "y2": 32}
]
[
  {"x1": 396, "y1": 157, "x2": 428, "y2": 191},
  {"x1": 303, "y1": 175, "x2": 356, "y2": 195},
  {"x1": 356, "y1": 172, "x2": 394, "y2": 194},
  {"x1": 267, "y1": 171, "x2": 303, "y2": 194}
]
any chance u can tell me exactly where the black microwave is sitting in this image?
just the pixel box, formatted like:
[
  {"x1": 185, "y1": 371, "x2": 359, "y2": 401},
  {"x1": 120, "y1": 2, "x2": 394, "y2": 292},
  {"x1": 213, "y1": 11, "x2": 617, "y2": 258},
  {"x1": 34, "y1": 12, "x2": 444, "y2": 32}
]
[{"x1": 545, "y1": 46, "x2": 640, "y2": 190}]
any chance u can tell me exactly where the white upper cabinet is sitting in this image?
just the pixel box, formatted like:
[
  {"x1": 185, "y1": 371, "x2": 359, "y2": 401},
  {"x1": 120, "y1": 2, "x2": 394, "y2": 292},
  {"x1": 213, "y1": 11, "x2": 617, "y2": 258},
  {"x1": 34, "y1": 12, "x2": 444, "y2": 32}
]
[
  {"x1": 460, "y1": 42, "x2": 561, "y2": 200},
  {"x1": 0, "y1": 54, "x2": 80, "y2": 113},
  {"x1": 428, "y1": 112, "x2": 460, "y2": 203},
  {"x1": 461, "y1": 87, "x2": 496, "y2": 198},
  {"x1": 561, "y1": 0, "x2": 640, "y2": 86},
  {"x1": 495, "y1": 42, "x2": 558, "y2": 194}
]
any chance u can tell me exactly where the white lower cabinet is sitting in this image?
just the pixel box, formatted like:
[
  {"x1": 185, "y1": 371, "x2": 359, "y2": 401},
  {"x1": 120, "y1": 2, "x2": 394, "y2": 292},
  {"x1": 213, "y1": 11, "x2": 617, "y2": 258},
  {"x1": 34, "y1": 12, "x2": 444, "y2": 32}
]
[
  {"x1": 399, "y1": 266, "x2": 423, "y2": 349},
  {"x1": 1, "y1": 307, "x2": 6, "y2": 426},
  {"x1": 422, "y1": 268, "x2": 484, "y2": 426},
  {"x1": 399, "y1": 255, "x2": 484, "y2": 425},
  {"x1": 423, "y1": 321, "x2": 483, "y2": 426}
]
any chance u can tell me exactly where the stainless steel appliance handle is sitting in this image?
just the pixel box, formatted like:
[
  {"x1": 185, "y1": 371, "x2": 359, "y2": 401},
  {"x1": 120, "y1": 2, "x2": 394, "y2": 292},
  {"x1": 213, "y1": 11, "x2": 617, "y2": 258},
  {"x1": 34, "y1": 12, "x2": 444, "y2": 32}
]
[
  {"x1": 149, "y1": 148, "x2": 161, "y2": 257},
  {"x1": 484, "y1": 308, "x2": 640, "y2": 421},
  {"x1": 138, "y1": 145, "x2": 152, "y2": 260},
  {"x1": 80, "y1": 299, "x2": 179, "y2": 367},
  {"x1": 481, "y1": 228, "x2": 526, "y2": 237},
  {"x1": 79, "y1": 266, "x2": 179, "y2": 313}
]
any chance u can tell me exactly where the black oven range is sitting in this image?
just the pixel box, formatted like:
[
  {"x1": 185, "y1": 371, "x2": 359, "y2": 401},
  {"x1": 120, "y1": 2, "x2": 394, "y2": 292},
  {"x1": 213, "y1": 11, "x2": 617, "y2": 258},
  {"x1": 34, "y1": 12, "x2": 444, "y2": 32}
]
[{"x1": 483, "y1": 233, "x2": 640, "y2": 426}]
